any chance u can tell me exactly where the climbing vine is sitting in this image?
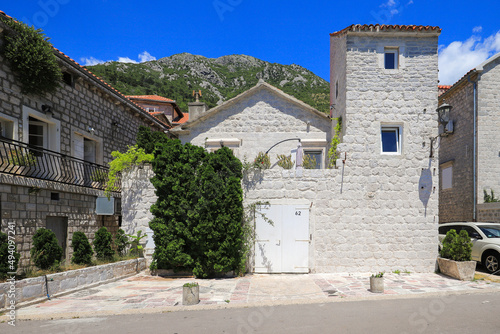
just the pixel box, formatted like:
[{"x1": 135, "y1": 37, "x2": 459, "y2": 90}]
[
  {"x1": 327, "y1": 117, "x2": 342, "y2": 168},
  {"x1": 0, "y1": 17, "x2": 62, "y2": 95}
]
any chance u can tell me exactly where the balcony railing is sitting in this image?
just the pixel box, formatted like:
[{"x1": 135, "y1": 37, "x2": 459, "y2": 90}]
[{"x1": 0, "y1": 137, "x2": 120, "y2": 192}]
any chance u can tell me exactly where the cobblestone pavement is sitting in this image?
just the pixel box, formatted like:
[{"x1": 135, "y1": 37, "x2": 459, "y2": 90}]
[{"x1": 7, "y1": 271, "x2": 500, "y2": 320}]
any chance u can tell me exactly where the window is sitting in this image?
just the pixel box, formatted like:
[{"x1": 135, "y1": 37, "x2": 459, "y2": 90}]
[
  {"x1": 28, "y1": 117, "x2": 48, "y2": 156},
  {"x1": 304, "y1": 150, "x2": 322, "y2": 169},
  {"x1": 384, "y1": 48, "x2": 398, "y2": 69},
  {"x1": 84, "y1": 138, "x2": 97, "y2": 163},
  {"x1": 0, "y1": 116, "x2": 15, "y2": 139},
  {"x1": 441, "y1": 162, "x2": 453, "y2": 189},
  {"x1": 381, "y1": 126, "x2": 401, "y2": 154},
  {"x1": 62, "y1": 72, "x2": 74, "y2": 87}
]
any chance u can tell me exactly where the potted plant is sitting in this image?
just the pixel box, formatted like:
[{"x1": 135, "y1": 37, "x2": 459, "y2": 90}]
[
  {"x1": 7, "y1": 149, "x2": 37, "y2": 175},
  {"x1": 370, "y1": 272, "x2": 384, "y2": 293},
  {"x1": 437, "y1": 229, "x2": 476, "y2": 280},
  {"x1": 182, "y1": 282, "x2": 200, "y2": 305}
]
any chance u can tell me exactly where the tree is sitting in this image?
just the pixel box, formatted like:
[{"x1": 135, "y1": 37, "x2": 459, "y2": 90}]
[
  {"x1": 71, "y1": 232, "x2": 93, "y2": 265},
  {"x1": 31, "y1": 228, "x2": 63, "y2": 270},
  {"x1": 93, "y1": 227, "x2": 114, "y2": 260}
]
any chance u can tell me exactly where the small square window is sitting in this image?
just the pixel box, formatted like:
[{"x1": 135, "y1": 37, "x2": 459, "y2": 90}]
[
  {"x1": 384, "y1": 48, "x2": 398, "y2": 69},
  {"x1": 381, "y1": 126, "x2": 401, "y2": 154},
  {"x1": 304, "y1": 150, "x2": 322, "y2": 169}
]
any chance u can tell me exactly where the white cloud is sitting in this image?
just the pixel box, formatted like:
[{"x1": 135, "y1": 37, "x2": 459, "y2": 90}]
[
  {"x1": 117, "y1": 57, "x2": 138, "y2": 64},
  {"x1": 80, "y1": 57, "x2": 105, "y2": 66},
  {"x1": 390, "y1": 9, "x2": 399, "y2": 15},
  {"x1": 138, "y1": 51, "x2": 156, "y2": 62},
  {"x1": 381, "y1": 0, "x2": 396, "y2": 7},
  {"x1": 80, "y1": 51, "x2": 156, "y2": 66},
  {"x1": 407, "y1": 0, "x2": 413, "y2": 4},
  {"x1": 439, "y1": 31, "x2": 500, "y2": 85},
  {"x1": 472, "y1": 26, "x2": 482, "y2": 33}
]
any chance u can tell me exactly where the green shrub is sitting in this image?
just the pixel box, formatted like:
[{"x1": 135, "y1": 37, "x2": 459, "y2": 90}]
[
  {"x1": 0, "y1": 17, "x2": 62, "y2": 95},
  {"x1": 149, "y1": 137, "x2": 244, "y2": 278},
  {"x1": 302, "y1": 154, "x2": 317, "y2": 169},
  {"x1": 276, "y1": 154, "x2": 294, "y2": 169},
  {"x1": 440, "y1": 229, "x2": 472, "y2": 261},
  {"x1": 127, "y1": 230, "x2": 146, "y2": 257},
  {"x1": 136, "y1": 126, "x2": 170, "y2": 154},
  {"x1": 0, "y1": 231, "x2": 20, "y2": 278},
  {"x1": 71, "y1": 232, "x2": 93, "y2": 265},
  {"x1": 93, "y1": 227, "x2": 114, "y2": 260},
  {"x1": 253, "y1": 152, "x2": 270, "y2": 169},
  {"x1": 31, "y1": 228, "x2": 63, "y2": 270},
  {"x1": 114, "y1": 229, "x2": 129, "y2": 256}
]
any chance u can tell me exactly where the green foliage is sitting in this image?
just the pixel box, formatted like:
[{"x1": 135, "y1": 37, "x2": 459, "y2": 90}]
[
  {"x1": 114, "y1": 229, "x2": 129, "y2": 256},
  {"x1": 149, "y1": 139, "x2": 244, "y2": 278},
  {"x1": 87, "y1": 54, "x2": 330, "y2": 114},
  {"x1": 127, "y1": 230, "x2": 146, "y2": 256},
  {"x1": 0, "y1": 230, "x2": 20, "y2": 279},
  {"x1": 183, "y1": 282, "x2": 198, "y2": 288},
  {"x1": 302, "y1": 154, "x2": 316, "y2": 169},
  {"x1": 71, "y1": 232, "x2": 93, "y2": 265},
  {"x1": 328, "y1": 117, "x2": 342, "y2": 168},
  {"x1": 0, "y1": 17, "x2": 62, "y2": 95},
  {"x1": 31, "y1": 228, "x2": 63, "y2": 270},
  {"x1": 440, "y1": 229, "x2": 472, "y2": 261},
  {"x1": 93, "y1": 227, "x2": 114, "y2": 260},
  {"x1": 7, "y1": 150, "x2": 37, "y2": 166},
  {"x1": 136, "y1": 126, "x2": 171, "y2": 154},
  {"x1": 105, "y1": 145, "x2": 154, "y2": 196},
  {"x1": 253, "y1": 152, "x2": 270, "y2": 169},
  {"x1": 484, "y1": 189, "x2": 499, "y2": 203},
  {"x1": 276, "y1": 154, "x2": 294, "y2": 169},
  {"x1": 371, "y1": 272, "x2": 384, "y2": 278}
]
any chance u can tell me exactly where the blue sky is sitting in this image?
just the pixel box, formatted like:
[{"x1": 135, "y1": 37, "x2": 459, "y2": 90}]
[{"x1": 1, "y1": 0, "x2": 499, "y2": 85}]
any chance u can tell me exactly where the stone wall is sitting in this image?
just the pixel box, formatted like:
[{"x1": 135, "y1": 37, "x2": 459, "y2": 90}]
[
  {"x1": 477, "y1": 202, "x2": 500, "y2": 223},
  {"x1": 121, "y1": 165, "x2": 156, "y2": 261},
  {"x1": 0, "y1": 174, "x2": 121, "y2": 266},
  {"x1": 178, "y1": 87, "x2": 332, "y2": 167},
  {"x1": 438, "y1": 81, "x2": 475, "y2": 222},
  {"x1": 0, "y1": 258, "x2": 146, "y2": 310},
  {"x1": 477, "y1": 57, "x2": 500, "y2": 204}
]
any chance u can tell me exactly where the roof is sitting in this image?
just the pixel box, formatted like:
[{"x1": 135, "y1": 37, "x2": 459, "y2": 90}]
[
  {"x1": 0, "y1": 10, "x2": 170, "y2": 131},
  {"x1": 126, "y1": 95, "x2": 175, "y2": 103},
  {"x1": 330, "y1": 24, "x2": 441, "y2": 37},
  {"x1": 438, "y1": 85, "x2": 451, "y2": 96},
  {"x1": 171, "y1": 81, "x2": 330, "y2": 132},
  {"x1": 172, "y1": 113, "x2": 189, "y2": 125},
  {"x1": 440, "y1": 51, "x2": 500, "y2": 100}
]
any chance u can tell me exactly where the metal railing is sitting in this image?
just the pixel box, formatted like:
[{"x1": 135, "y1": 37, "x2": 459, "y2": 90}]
[{"x1": 0, "y1": 137, "x2": 120, "y2": 191}]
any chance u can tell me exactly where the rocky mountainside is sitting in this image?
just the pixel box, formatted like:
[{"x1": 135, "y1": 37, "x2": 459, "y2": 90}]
[{"x1": 86, "y1": 53, "x2": 330, "y2": 114}]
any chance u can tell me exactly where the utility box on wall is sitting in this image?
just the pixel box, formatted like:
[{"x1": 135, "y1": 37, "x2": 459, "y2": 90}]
[{"x1": 96, "y1": 197, "x2": 121, "y2": 215}]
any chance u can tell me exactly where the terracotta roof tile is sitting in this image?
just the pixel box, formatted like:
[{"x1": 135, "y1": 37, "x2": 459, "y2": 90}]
[
  {"x1": 126, "y1": 95, "x2": 175, "y2": 103},
  {"x1": 173, "y1": 113, "x2": 189, "y2": 125},
  {"x1": 331, "y1": 24, "x2": 441, "y2": 36}
]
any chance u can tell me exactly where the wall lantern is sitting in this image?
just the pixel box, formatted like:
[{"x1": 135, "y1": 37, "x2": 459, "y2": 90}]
[{"x1": 437, "y1": 100, "x2": 452, "y2": 128}]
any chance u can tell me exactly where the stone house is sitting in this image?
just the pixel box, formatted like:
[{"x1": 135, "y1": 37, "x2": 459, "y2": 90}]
[
  {"x1": 0, "y1": 11, "x2": 169, "y2": 267},
  {"x1": 438, "y1": 52, "x2": 500, "y2": 223},
  {"x1": 124, "y1": 21, "x2": 442, "y2": 275},
  {"x1": 125, "y1": 95, "x2": 188, "y2": 126}
]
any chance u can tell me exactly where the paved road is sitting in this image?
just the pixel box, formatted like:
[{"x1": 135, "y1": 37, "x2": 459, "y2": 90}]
[{"x1": 3, "y1": 291, "x2": 499, "y2": 334}]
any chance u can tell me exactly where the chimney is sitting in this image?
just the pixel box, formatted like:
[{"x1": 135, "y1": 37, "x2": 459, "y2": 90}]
[{"x1": 188, "y1": 90, "x2": 207, "y2": 120}]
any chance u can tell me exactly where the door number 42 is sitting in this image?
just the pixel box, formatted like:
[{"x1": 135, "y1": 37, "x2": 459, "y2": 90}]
[{"x1": 295, "y1": 211, "x2": 301, "y2": 216}]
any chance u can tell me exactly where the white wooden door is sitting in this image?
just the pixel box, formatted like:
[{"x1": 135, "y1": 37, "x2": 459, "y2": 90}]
[{"x1": 254, "y1": 204, "x2": 309, "y2": 273}]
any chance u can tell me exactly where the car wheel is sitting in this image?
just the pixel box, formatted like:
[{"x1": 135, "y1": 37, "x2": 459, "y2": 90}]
[{"x1": 483, "y1": 252, "x2": 500, "y2": 274}]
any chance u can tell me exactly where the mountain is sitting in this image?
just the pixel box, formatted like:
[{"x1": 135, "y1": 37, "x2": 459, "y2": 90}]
[{"x1": 86, "y1": 53, "x2": 330, "y2": 114}]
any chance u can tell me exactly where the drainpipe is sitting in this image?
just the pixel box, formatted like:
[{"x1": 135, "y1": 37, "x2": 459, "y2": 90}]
[{"x1": 467, "y1": 75, "x2": 477, "y2": 221}]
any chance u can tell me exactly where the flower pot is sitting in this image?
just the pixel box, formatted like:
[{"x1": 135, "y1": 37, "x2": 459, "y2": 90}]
[
  {"x1": 437, "y1": 257, "x2": 476, "y2": 281},
  {"x1": 182, "y1": 283, "x2": 200, "y2": 305},
  {"x1": 370, "y1": 276, "x2": 384, "y2": 293}
]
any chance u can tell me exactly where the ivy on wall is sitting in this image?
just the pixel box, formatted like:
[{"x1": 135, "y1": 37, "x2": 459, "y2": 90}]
[
  {"x1": 0, "y1": 17, "x2": 62, "y2": 95},
  {"x1": 328, "y1": 117, "x2": 342, "y2": 168}
]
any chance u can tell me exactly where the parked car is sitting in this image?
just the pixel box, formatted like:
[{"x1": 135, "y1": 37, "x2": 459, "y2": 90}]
[{"x1": 438, "y1": 222, "x2": 500, "y2": 274}]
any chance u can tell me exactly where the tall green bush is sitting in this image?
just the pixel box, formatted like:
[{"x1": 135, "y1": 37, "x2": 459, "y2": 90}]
[
  {"x1": 0, "y1": 231, "x2": 20, "y2": 278},
  {"x1": 440, "y1": 229, "x2": 472, "y2": 262},
  {"x1": 31, "y1": 228, "x2": 63, "y2": 270},
  {"x1": 71, "y1": 232, "x2": 93, "y2": 265},
  {"x1": 149, "y1": 136, "x2": 244, "y2": 278},
  {"x1": 93, "y1": 227, "x2": 114, "y2": 260}
]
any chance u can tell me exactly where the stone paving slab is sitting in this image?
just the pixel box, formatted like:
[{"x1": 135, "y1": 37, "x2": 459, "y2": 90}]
[{"x1": 5, "y1": 271, "x2": 500, "y2": 320}]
